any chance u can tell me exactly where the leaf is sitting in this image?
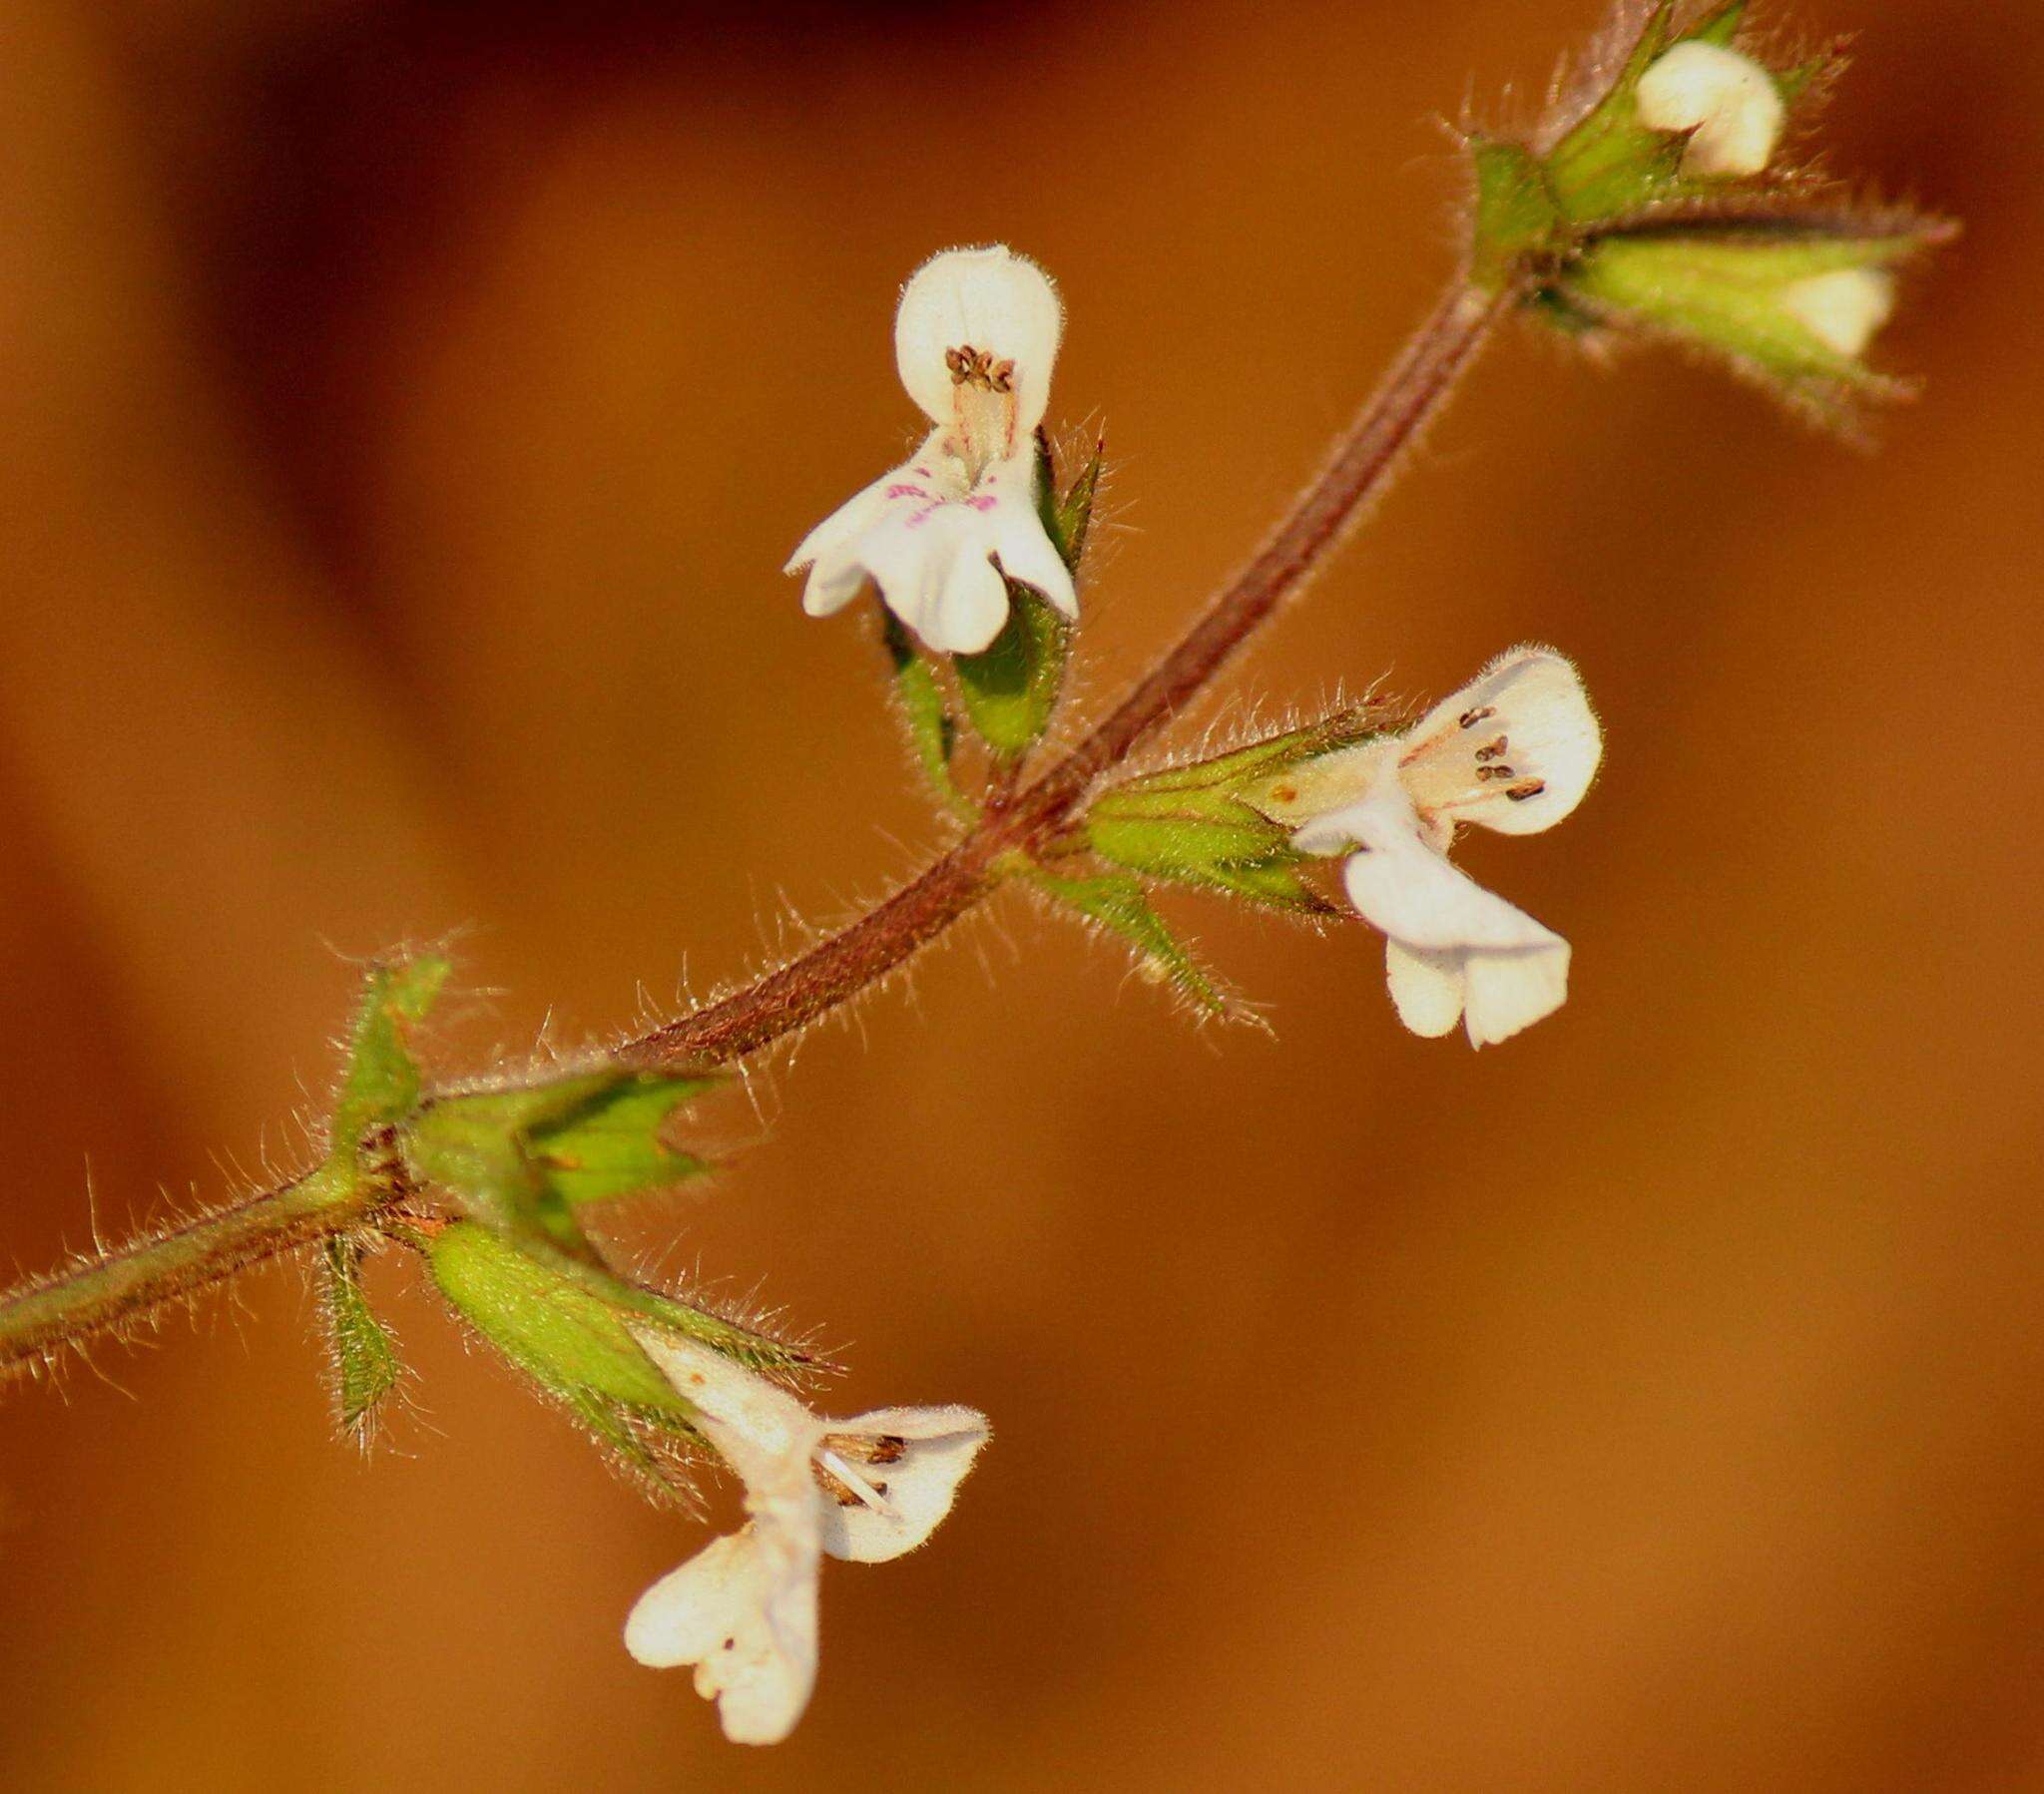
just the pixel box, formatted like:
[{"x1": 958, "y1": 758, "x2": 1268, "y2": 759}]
[
  {"x1": 1027, "y1": 870, "x2": 1244, "y2": 1022},
  {"x1": 319, "y1": 1237, "x2": 401, "y2": 1446},
  {"x1": 954, "y1": 585, "x2": 1070, "y2": 760},
  {"x1": 880, "y1": 611, "x2": 967, "y2": 811},
  {"x1": 330, "y1": 955, "x2": 450, "y2": 1149},
  {"x1": 403, "y1": 1068, "x2": 717, "y2": 1260}
]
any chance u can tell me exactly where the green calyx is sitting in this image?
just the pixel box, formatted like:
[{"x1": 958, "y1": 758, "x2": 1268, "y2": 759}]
[
  {"x1": 1081, "y1": 713, "x2": 1377, "y2": 914},
  {"x1": 297, "y1": 952, "x2": 793, "y2": 1490},
  {"x1": 1021, "y1": 713, "x2": 1382, "y2": 1027},
  {"x1": 1568, "y1": 224, "x2": 1929, "y2": 417},
  {"x1": 401, "y1": 1066, "x2": 718, "y2": 1261}
]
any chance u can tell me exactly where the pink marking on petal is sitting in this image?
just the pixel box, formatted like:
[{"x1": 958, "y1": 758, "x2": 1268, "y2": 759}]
[
  {"x1": 965, "y1": 495, "x2": 997, "y2": 512},
  {"x1": 885, "y1": 483, "x2": 929, "y2": 500}
]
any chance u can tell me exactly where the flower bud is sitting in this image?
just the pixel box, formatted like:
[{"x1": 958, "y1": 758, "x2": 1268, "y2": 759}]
[{"x1": 1635, "y1": 40, "x2": 1785, "y2": 177}]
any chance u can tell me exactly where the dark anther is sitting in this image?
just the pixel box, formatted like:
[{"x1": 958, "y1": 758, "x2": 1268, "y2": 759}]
[
  {"x1": 1505, "y1": 779, "x2": 1547, "y2": 801},
  {"x1": 1459, "y1": 705, "x2": 1497, "y2": 729}
]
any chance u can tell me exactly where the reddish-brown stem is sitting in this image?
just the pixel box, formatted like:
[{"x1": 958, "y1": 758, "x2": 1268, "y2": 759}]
[
  {"x1": 0, "y1": 273, "x2": 1507, "y2": 1363},
  {"x1": 623, "y1": 279, "x2": 1507, "y2": 1069}
]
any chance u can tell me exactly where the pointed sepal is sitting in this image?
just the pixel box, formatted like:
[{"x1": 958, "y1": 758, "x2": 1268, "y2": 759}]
[
  {"x1": 329, "y1": 954, "x2": 451, "y2": 1150},
  {"x1": 1082, "y1": 713, "x2": 1379, "y2": 912},
  {"x1": 1026, "y1": 868, "x2": 1248, "y2": 1024},
  {"x1": 401, "y1": 1067, "x2": 718, "y2": 1260},
  {"x1": 423, "y1": 1221, "x2": 809, "y2": 1500},
  {"x1": 318, "y1": 1236, "x2": 402, "y2": 1448}
]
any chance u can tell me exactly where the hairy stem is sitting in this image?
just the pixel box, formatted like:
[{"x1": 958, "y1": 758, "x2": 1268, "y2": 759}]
[
  {"x1": 0, "y1": 274, "x2": 1504, "y2": 1366},
  {"x1": 625, "y1": 280, "x2": 1505, "y2": 1068},
  {"x1": 0, "y1": 1163, "x2": 365, "y2": 1376}
]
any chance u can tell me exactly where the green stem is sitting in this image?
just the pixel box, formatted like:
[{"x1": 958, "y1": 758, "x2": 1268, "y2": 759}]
[{"x1": 0, "y1": 1163, "x2": 366, "y2": 1376}]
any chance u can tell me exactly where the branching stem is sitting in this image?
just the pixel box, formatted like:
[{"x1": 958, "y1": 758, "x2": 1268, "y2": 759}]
[
  {"x1": 0, "y1": 275, "x2": 1507, "y2": 1374},
  {"x1": 623, "y1": 281, "x2": 1505, "y2": 1066}
]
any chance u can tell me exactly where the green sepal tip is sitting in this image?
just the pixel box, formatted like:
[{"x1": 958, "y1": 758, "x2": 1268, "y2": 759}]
[
  {"x1": 880, "y1": 611, "x2": 969, "y2": 814},
  {"x1": 318, "y1": 1236, "x2": 402, "y2": 1446},
  {"x1": 1026, "y1": 868, "x2": 1247, "y2": 1023},
  {"x1": 402, "y1": 1067, "x2": 718, "y2": 1261},
  {"x1": 329, "y1": 954, "x2": 451, "y2": 1153}
]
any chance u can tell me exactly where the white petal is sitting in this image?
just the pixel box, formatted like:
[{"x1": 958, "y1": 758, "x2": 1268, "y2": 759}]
[
  {"x1": 1400, "y1": 646, "x2": 1602, "y2": 836},
  {"x1": 1249, "y1": 738, "x2": 1393, "y2": 828},
  {"x1": 625, "y1": 1524, "x2": 820, "y2": 1746},
  {"x1": 1781, "y1": 268, "x2": 1895, "y2": 358},
  {"x1": 788, "y1": 449, "x2": 956, "y2": 617},
  {"x1": 1384, "y1": 940, "x2": 1466, "y2": 1038},
  {"x1": 817, "y1": 1405, "x2": 991, "y2": 1565},
  {"x1": 993, "y1": 505, "x2": 1078, "y2": 620},
  {"x1": 1318, "y1": 789, "x2": 1564, "y2": 956},
  {"x1": 1461, "y1": 938, "x2": 1571, "y2": 1048},
  {"x1": 849, "y1": 502, "x2": 1007, "y2": 653},
  {"x1": 1635, "y1": 41, "x2": 1784, "y2": 177},
  {"x1": 625, "y1": 1531, "x2": 763, "y2": 1669},
  {"x1": 801, "y1": 555, "x2": 868, "y2": 619},
  {"x1": 785, "y1": 468, "x2": 894, "y2": 580},
  {"x1": 895, "y1": 245, "x2": 1062, "y2": 437},
  {"x1": 626, "y1": 1326, "x2": 816, "y2": 1490}
]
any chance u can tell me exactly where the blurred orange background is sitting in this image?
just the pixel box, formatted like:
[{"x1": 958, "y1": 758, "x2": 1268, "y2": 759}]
[{"x1": 3, "y1": 1, "x2": 2040, "y2": 1788}]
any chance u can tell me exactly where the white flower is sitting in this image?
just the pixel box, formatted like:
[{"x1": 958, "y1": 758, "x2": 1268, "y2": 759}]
[
  {"x1": 786, "y1": 244, "x2": 1076, "y2": 656},
  {"x1": 621, "y1": 1325, "x2": 990, "y2": 1745},
  {"x1": 1635, "y1": 40, "x2": 1785, "y2": 178},
  {"x1": 1781, "y1": 267, "x2": 1896, "y2": 357},
  {"x1": 1254, "y1": 649, "x2": 1602, "y2": 1048}
]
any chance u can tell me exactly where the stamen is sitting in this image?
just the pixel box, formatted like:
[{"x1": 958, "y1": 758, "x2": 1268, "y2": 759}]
[
  {"x1": 945, "y1": 344, "x2": 1016, "y2": 393},
  {"x1": 1458, "y1": 705, "x2": 1496, "y2": 730},
  {"x1": 1474, "y1": 735, "x2": 1508, "y2": 762},
  {"x1": 821, "y1": 1430, "x2": 906, "y2": 1465},
  {"x1": 815, "y1": 1447, "x2": 898, "y2": 1517},
  {"x1": 1505, "y1": 779, "x2": 1547, "y2": 802},
  {"x1": 1475, "y1": 763, "x2": 1517, "y2": 782}
]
